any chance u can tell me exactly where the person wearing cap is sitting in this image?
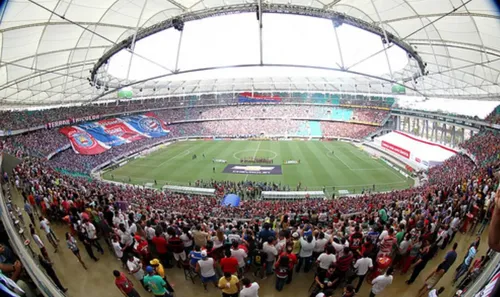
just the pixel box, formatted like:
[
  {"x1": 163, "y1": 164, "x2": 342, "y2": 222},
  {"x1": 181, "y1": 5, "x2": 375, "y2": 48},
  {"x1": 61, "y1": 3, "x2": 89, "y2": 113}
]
[
  {"x1": 291, "y1": 232, "x2": 301, "y2": 255},
  {"x1": 143, "y1": 266, "x2": 172, "y2": 297},
  {"x1": 150, "y1": 258, "x2": 175, "y2": 294},
  {"x1": 196, "y1": 250, "x2": 218, "y2": 291},
  {"x1": 113, "y1": 270, "x2": 141, "y2": 297}
]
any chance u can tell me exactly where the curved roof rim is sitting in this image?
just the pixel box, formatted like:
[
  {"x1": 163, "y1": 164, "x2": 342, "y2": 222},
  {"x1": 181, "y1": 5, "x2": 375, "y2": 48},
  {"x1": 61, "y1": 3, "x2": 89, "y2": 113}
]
[{"x1": 90, "y1": 4, "x2": 426, "y2": 83}]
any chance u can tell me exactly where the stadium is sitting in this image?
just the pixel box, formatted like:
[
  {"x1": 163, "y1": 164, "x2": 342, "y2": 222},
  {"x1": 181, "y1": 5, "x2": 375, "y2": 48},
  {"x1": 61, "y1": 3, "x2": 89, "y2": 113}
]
[{"x1": 0, "y1": 1, "x2": 500, "y2": 297}]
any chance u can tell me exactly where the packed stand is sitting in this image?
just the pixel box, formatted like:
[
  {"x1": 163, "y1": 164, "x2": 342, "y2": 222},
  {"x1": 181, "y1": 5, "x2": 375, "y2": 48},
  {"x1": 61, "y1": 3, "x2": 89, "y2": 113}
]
[
  {"x1": 1, "y1": 129, "x2": 68, "y2": 157},
  {"x1": 155, "y1": 105, "x2": 388, "y2": 124},
  {"x1": 0, "y1": 139, "x2": 27, "y2": 158},
  {"x1": 0, "y1": 95, "x2": 394, "y2": 130},
  {"x1": 6, "y1": 128, "x2": 499, "y2": 297},
  {"x1": 485, "y1": 105, "x2": 500, "y2": 124},
  {"x1": 459, "y1": 130, "x2": 500, "y2": 166},
  {"x1": 321, "y1": 122, "x2": 378, "y2": 139},
  {"x1": 48, "y1": 134, "x2": 177, "y2": 174},
  {"x1": 351, "y1": 109, "x2": 388, "y2": 123}
]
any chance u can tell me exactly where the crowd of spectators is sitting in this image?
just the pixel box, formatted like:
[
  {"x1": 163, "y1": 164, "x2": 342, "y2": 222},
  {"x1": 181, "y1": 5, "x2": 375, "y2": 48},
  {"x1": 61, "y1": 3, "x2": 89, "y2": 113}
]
[
  {"x1": 459, "y1": 130, "x2": 500, "y2": 167},
  {"x1": 485, "y1": 105, "x2": 500, "y2": 124},
  {"x1": 154, "y1": 105, "x2": 389, "y2": 124},
  {"x1": 48, "y1": 135, "x2": 177, "y2": 173},
  {"x1": 321, "y1": 122, "x2": 378, "y2": 139},
  {"x1": 0, "y1": 94, "x2": 395, "y2": 130},
  {"x1": 1, "y1": 129, "x2": 68, "y2": 157},
  {"x1": 5, "y1": 127, "x2": 499, "y2": 297},
  {"x1": 9, "y1": 129, "x2": 500, "y2": 220}
]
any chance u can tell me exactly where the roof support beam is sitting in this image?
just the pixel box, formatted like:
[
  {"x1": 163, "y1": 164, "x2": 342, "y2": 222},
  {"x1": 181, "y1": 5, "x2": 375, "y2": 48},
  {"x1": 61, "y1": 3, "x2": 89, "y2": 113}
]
[
  {"x1": 126, "y1": 0, "x2": 149, "y2": 82},
  {"x1": 258, "y1": 0, "x2": 263, "y2": 65},
  {"x1": 332, "y1": 24, "x2": 344, "y2": 70},
  {"x1": 369, "y1": 0, "x2": 393, "y2": 80}
]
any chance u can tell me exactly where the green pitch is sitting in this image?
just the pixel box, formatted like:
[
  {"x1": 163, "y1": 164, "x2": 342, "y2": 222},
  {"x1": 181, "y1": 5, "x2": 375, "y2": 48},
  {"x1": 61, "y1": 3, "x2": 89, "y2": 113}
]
[{"x1": 102, "y1": 140, "x2": 414, "y2": 194}]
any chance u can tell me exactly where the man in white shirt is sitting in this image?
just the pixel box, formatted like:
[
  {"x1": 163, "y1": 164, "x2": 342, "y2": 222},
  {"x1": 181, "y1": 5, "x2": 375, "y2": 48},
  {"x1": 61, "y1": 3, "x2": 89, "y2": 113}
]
[
  {"x1": 316, "y1": 245, "x2": 336, "y2": 272},
  {"x1": 262, "y1": 237, "x2": 278, "y2": 275},
  {"x1": 227, "y1": 229, "x2": 241, "y2": 243},
  {"x1": 127, "y1": 254, "x2": 145, "y2": 289},
  {"x1": 39, "y1": 216, "x2": 58, "y2": 250},
  {"x1": 118, "y1": 223, "x2": 134, "y2": 255},
  {"x1": 240, "y1": 277, "x2": 259, "y2": 297},
  {"x1": 112, "y1": 237, "x2": 125, "y2": 266},
  {"x1": 30, "y1": 226, "x2": 51, "y2": 260},
  {"x1": 275, "y1": 231, "x2": 287, "y2": 254},
  {"x1": 196, "y1": 250, "x2": 217, "y2": 291},
  {"x1": 83, "y1": 220, "x2": 104, "y2": 255},
  {"x1": 145, "y1": 222, "x2": 156, "y2": 241},
  {"x1": 313, "y1": 233, "x2": 328, "y2": 259},
  {"x1": 449, "y1": 213, "x2": 461, "y2": 242},
  {"x1": 297, "y1": 234, "x2": 315, "y2": 273},
  {"x1": 370, "y1": 267, "x2": 393, "y2": 297},
  {"x1": 352, "y1": 252, "x2": 373, "y2": 292},
  {"x1": 230, "y1": 241, "x2": 247, "y2": 277}
]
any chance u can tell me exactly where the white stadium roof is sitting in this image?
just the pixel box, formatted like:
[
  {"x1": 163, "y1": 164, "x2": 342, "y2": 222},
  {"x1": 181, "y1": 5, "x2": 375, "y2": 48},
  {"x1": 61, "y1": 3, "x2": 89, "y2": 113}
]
[{"x1": 0, "y1": 0, "x2": 499, "y2": 106}]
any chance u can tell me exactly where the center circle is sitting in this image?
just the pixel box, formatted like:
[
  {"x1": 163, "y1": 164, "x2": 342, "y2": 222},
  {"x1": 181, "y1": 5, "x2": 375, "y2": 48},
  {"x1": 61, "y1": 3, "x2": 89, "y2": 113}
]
[{"x1": 233, "y1": 149, "x2": 278, "y2": 160}]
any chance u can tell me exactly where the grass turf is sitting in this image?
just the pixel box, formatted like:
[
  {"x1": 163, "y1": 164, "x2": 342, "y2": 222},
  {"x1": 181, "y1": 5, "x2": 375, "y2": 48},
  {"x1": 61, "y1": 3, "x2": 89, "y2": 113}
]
[{"x1": 102, "y1": 140, "x2": 414, "y2": 195}]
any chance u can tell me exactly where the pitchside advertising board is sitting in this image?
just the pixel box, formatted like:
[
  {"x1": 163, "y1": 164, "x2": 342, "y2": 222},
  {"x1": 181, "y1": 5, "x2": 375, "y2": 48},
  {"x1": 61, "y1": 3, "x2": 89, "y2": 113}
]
[
  {"x1": 381, "y1": 140, "x2": 410, "y2": 159},
  {"x1": 59, "y1": 112, "x2": 169, "y2": 155}
]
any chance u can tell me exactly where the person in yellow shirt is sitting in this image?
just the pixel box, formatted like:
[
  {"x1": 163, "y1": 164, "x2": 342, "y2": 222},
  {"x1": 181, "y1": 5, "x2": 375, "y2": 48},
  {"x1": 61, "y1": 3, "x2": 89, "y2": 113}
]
[
  {"x1": 150, "y1": 258, "x2": 175, "y2": 294},
  {"x1": 218, "y1": 272, "x2": 239, "y2": 297}
]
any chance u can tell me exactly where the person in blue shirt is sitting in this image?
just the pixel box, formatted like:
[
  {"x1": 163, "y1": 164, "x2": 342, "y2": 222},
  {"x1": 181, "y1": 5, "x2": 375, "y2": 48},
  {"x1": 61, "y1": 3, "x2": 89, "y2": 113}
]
[
  {"x1": 258, "y1": 223, "x2": 275, "y2": 243},
  {"x1": 438, "y1": 243, "x2": 458, "y2": 273},
  {"x1": 454, "y1": 241, "x2": 478, "y2": 283},
  {"x1": 189, "y1": 245, "x2": 203, "y2": 268}
]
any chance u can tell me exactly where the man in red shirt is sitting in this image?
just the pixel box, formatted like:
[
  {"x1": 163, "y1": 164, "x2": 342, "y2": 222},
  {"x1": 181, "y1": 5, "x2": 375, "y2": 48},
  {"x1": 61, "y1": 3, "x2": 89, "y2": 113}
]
[
  {"x1": 278, "y1": 244, "x2": 297, "y2": 284},
  {"x1": 336, "y1": 247, "x2": 354, "y2": 281},
  {"x1": 134, "y1": 235, "x2": 150, "y2": 268},
  {"x1": 113, "y1": 270, "x2": 141, "y2": 297},
  {"x1": 378, "y1": 228, "x2": 396, "y2": 258},
  {"x1": 151, "y1": 231, "x2": 170, "y2": 268},
  {"x1": 350, "y1": 225, "x2": 364, "y2": 257},
  {"x1": 219, "y1": 249, "x2": 238, "y2": 275}
]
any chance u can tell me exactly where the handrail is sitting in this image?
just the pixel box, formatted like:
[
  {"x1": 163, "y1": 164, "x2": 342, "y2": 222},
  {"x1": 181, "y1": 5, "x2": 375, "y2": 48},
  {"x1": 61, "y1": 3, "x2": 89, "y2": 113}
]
[
  {"x1": 0, "y1": 154, "x2": 66, "y2": 297},
  {"x1": 461, "y1": 251, "x2": 500, "y2": 297}
]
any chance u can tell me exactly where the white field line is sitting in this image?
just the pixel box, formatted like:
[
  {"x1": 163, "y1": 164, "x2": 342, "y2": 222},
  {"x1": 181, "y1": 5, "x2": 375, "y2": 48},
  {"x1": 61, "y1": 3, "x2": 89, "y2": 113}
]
[
  {"x1": 155, "y1": 149, "x2": 192, "y2": 168},
  {"x1": 322, "y1": 142, "x2": 353, "y2": 170},
  {"x1": 244, "y1": 141, "x2": 262, "y2": 181}
]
